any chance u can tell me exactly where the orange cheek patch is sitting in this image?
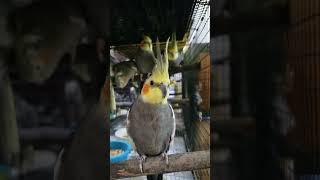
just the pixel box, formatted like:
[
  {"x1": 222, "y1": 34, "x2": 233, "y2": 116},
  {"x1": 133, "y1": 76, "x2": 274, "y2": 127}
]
[{"x1": 142, "y1": 84, "x2": 150, "y2": 94}]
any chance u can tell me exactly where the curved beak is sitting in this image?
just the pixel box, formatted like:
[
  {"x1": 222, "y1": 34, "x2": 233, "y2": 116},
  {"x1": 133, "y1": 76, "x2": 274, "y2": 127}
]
[{"x1": 159, "y1": 84, "x2": 168, "y2": 98}]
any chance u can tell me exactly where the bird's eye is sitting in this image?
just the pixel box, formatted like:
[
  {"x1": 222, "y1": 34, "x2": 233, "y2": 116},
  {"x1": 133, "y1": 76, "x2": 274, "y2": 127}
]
[{"x1": 150, "y1": 80, "x2": 154, "y2": 86}]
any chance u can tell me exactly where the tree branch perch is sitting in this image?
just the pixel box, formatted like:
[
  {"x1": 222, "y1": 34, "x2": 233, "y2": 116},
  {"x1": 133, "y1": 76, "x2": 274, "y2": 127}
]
[{"x1": 111, "y1": 150, "x2": 210, "y2": 179}]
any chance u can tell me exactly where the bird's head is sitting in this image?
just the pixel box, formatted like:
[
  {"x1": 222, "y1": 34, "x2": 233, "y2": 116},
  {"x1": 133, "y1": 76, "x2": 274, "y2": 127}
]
[
  {"x1": 140, "y1": 35, "x2": 153, "y2": 52},
  {"x1": 141, "y1": 37, "x2": 171, "y2": 104}
]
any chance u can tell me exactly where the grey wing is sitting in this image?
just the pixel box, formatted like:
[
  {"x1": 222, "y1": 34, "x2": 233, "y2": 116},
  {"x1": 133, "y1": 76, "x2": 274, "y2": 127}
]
[
  {"x1": 125, "y1": 106, "x2": 137, "y2": 153},
  {"x1": 165, "y1": 103, "x2": 176, "y2": 153}
]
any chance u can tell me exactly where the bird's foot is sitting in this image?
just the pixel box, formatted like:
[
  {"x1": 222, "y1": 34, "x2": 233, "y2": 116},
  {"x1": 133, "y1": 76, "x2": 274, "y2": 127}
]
[
  {"x1": 161, "y1": 152, "x2": 169, "y2": 166},
  {"x1": 138, "y1": 155, "x2": 147, "y2": 174}
]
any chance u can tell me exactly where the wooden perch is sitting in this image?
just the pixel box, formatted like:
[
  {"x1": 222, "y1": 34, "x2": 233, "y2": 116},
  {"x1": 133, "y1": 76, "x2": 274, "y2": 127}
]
[{"x1": 111, "y1": 150, "x2": 210, "y2": 179}]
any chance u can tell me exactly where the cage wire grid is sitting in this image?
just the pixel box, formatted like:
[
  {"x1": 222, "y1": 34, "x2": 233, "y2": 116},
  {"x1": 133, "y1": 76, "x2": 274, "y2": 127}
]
[
  {"x1": 184, "y1": 0, "x2": 210, "y2": 65},
  {"x1": 182, "y1": 0, "x2": 210, "y2": 180}
]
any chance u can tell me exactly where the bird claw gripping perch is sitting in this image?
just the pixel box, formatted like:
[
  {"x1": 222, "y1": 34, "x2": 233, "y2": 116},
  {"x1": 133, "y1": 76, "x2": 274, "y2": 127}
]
[
  {"x1": 138, "y1": 155, "x2": 147, "y2": 174},
  {"x1": 161, "y1": 152, "x2": 169, "y2": 166}
]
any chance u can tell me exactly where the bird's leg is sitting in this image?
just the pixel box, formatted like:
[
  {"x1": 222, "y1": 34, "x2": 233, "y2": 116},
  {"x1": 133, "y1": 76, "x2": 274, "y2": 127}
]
[
  {"x1": 161, "y1": 152, "x2": 169, "y2": 165},
  {"x1": 138, "y1": 155, "x2": 147, "y2": 173}
]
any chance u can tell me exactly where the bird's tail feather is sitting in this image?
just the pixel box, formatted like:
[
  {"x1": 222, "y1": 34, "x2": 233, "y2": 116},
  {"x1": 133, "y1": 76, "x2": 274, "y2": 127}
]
[{"x1": 147, "y1": 174, "x2": 163, "y2": 180}]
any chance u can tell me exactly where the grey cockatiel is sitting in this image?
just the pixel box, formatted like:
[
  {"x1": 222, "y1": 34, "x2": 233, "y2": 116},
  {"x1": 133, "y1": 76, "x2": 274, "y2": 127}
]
[
  {"x1": 134, "y1": 35, "x2": 157, "y2": 74},
  {"x1": 112, "y1": 60, "x2": 138, "y2": 88},
  {"x1": 127, "y1": 37, "x2": 175, "y2": 180}
]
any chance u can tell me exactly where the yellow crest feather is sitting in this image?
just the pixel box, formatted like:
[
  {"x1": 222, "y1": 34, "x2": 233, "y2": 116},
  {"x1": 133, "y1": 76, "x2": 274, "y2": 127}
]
[{"x1": 151, "y1": 37, "x2": 170, "y2": 82}]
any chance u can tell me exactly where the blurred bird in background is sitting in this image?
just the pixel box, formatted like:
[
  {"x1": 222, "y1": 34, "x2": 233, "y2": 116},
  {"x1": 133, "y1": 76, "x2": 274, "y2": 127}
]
[
  {"x1": 168, "y1": 32, "x2": 179, "y2": 62},
  {"x1": 134, "y1": 35, "x2": 157, "y2": 74},
  {"x1": 112, "y1": 60, "x2": 138, "y2": 88}
]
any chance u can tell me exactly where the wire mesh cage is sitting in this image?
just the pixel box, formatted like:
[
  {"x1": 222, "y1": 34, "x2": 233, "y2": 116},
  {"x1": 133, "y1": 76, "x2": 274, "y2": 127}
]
[{"x1": 182, "y1": 0, "x2": 210, "y2": 179}]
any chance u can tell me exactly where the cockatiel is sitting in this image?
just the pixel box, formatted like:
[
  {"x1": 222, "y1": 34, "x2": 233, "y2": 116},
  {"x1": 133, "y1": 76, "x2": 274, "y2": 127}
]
[
  {"x1": 168, "y1": 32, "x2": 179, "y2": 61},
  {"x1": 112, "y1": 60, "x2": 138, "y2": 88},
  {"x1": 134, "y1": 35, "x2": 157, "y2": 74},
  {"x1": 127, "y1": 37, "x2": 175, "y2": 180}
]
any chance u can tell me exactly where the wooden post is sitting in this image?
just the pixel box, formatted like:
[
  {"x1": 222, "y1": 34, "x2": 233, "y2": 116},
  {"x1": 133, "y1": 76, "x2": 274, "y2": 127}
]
[{"x1": 111, "y1": 150, "x2": 210, "y2": 179}]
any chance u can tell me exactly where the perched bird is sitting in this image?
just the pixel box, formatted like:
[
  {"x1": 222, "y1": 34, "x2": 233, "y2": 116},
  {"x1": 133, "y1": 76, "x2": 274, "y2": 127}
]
[
  {"x1": 127, "y1": 37, "x2": 175, "y2": 180},
  {"x1": 112, "y1": 60, "x2": 138, "y2": 88},
  {"x1": 168, "y1": 32, "x2": 179, "y2": 61},
  {"x1": 134, "y1": 35, "x2": 157, "y2": 74}
]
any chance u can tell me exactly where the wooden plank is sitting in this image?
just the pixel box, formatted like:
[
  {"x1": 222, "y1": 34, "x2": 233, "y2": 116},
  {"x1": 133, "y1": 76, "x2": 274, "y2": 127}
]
[{"x1": 198, "y1": 55, "x2": 211, "y2": 111}]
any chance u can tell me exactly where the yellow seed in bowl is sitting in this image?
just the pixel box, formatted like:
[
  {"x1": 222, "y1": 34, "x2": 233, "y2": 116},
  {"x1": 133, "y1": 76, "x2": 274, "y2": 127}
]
[{"x1": 110, "y1": 149, "x2": 123, "y2": 156}]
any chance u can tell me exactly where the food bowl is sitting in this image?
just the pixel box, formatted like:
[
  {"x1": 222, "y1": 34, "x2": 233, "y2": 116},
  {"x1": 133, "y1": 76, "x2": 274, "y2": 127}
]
[{"x1": 110, "y1": 140, "x2": 132, "y2": 163}]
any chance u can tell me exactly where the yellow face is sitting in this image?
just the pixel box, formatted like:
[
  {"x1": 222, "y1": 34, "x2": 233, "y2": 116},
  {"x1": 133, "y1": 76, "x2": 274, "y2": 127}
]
[
  {"x1": 140, "y1": 36, "x2": 172, "y2": 104},
  {"x1": 168, "y1": 49, "x2": 179, "y2": 61},
  {"x1": 141, "y1": 77, "x2": 170, "y2": 104},
  {"x1": 140, "y1": 36, "x2": 153, "y2": 51}
]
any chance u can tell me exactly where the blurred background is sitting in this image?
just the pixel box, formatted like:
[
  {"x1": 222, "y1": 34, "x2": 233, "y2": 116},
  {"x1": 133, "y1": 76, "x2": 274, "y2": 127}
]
[
  {"x1": 212, "y1": 0, "x2": 319, "y2": 180},
  {"x1": 0, "y1": 0, "x2": 108, "y2": 179}
]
